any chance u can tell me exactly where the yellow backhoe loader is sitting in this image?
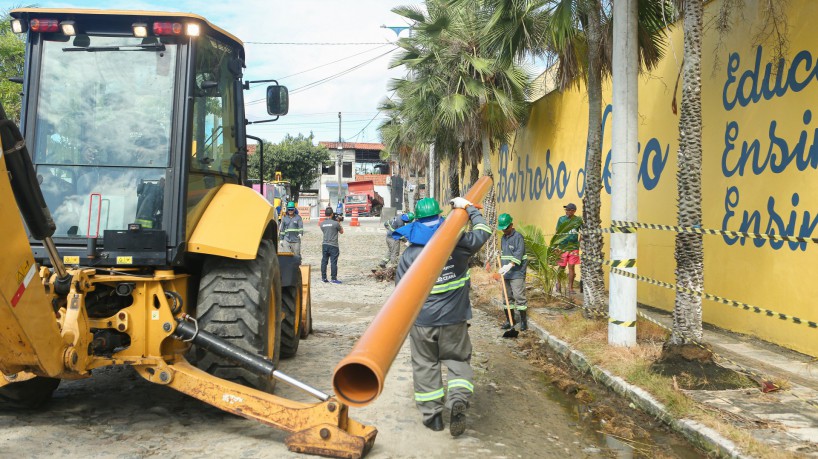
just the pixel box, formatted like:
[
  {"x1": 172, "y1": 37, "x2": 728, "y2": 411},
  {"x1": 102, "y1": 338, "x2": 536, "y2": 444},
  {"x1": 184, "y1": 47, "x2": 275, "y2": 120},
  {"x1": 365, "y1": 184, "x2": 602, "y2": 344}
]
[{"x1": 1, "y1": 8, "x2": 373, "y2": 458}]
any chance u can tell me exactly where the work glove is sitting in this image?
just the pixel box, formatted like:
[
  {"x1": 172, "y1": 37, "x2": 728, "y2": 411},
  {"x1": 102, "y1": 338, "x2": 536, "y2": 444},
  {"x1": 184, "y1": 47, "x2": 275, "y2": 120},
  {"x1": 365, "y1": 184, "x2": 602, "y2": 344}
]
[
  {"x1": 498, "y1": 263, "x2": 513, "y2": 276},
  {"x1": 450, "y1": 197, "x2": 472, "y2": 209}
]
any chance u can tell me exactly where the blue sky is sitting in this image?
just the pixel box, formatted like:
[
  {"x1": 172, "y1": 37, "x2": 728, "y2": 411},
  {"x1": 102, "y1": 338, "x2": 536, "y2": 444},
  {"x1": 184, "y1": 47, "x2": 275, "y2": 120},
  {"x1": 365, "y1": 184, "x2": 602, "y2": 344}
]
[{"x1": 18, "y1": 0, "x2": 425, "y2": 145}]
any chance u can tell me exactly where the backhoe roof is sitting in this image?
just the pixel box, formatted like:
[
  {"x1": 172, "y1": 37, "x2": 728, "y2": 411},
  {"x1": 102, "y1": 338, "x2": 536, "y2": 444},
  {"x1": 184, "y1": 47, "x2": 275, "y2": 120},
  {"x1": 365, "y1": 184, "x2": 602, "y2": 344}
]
[{"x1": 11, "y1": 8, "x2": 244, "y2": 54}]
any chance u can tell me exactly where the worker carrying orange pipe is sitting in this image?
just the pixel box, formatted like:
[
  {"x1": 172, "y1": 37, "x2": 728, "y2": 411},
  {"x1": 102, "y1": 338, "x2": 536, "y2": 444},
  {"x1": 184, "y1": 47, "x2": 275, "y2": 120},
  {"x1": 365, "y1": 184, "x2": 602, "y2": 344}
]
[
  {"x1": 397, "y1": 193, "x2": 491, "y2": 435},
  {"x1": 331, "y1": 177, "x2": 492, "y2": 430}
]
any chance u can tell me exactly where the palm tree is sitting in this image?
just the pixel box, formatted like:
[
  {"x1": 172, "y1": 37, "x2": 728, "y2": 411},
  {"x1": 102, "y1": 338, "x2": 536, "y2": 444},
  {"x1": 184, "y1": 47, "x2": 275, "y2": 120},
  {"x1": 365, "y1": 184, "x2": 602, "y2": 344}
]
[
  {"x1": 479, "y1": 0, "x2": 669, "y2": 314},
  {"x1": 388, "y1": 0, "x2": 531, "y2": 244},
  {"x1": 668, "y1": 0, "x2": 704, "y2": 347},
  {"x1": 666, "y1": 0, "x2": 791, "y2": 352}
]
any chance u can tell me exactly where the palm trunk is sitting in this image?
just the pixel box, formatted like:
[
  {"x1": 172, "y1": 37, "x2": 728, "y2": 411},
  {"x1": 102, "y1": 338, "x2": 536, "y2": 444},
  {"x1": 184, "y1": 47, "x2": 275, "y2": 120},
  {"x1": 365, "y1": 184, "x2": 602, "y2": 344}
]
[
  {"x1": 449, "y1": 154, "x2": 460, "y2": 201},
  {"x1": 481, "y1": 129, "x2": 498, "y2": 261},
  {"x1": 670, "y1": 0, "x2": 705, "y2": 345},
  {"x1": 580, "y1": 0, "x2": 607, "y2": 314}
]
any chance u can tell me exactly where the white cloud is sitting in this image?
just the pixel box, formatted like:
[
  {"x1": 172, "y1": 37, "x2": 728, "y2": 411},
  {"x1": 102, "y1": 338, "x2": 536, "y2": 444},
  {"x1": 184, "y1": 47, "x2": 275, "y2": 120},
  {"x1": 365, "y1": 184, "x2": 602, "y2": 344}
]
[{"x1": 31, "y1": 0, "x2": 422, "y2": 144}]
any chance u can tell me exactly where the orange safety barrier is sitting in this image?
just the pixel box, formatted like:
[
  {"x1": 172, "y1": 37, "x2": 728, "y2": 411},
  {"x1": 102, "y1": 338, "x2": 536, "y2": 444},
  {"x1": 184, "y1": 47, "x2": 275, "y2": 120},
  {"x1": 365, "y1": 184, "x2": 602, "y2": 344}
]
[
  {"x1": 350, "y1": 208, "x2": 360, "y2": 227},
  {"x1": 297, "y1": 205, "x2": 311, "y2": 222},
  {"x1": 332, "y1": 176, "x2": 492, "y2": 407}
]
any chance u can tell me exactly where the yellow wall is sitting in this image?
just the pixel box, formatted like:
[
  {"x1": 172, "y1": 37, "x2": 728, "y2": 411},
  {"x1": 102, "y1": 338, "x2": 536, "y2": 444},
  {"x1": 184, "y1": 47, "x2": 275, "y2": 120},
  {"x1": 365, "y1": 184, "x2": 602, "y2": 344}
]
[{"x1": 495, "y1": 0, "x2": 818, "y2": 356}]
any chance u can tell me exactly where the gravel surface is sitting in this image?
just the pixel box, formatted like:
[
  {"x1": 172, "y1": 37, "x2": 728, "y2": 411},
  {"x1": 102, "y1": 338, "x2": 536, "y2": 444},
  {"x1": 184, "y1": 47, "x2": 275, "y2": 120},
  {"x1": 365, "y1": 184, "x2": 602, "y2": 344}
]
[{"x1": 0, "y1": 217, "x2": 682, "y2": 458}]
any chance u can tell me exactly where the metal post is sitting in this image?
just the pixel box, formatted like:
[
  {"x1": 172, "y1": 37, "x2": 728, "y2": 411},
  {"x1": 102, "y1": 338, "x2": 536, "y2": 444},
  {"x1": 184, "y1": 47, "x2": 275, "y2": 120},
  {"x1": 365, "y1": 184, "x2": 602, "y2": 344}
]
[
  {"x1": 609, "y1": 0, "x2": 638, "y2": 346},
  {"x1": 428, "y1": 143, "x2": 435, "y2": 199},
  {"x1": 337, "y1": 112, "x2": 343, "y2": 208}
]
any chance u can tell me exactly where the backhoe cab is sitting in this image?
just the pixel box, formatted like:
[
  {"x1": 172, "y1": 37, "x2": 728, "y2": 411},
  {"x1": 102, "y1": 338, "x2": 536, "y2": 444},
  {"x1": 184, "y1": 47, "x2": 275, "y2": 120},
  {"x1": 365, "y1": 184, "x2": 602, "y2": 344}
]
[{"x1": 1, "y1": 8, "x2": 374, "y2": 458}]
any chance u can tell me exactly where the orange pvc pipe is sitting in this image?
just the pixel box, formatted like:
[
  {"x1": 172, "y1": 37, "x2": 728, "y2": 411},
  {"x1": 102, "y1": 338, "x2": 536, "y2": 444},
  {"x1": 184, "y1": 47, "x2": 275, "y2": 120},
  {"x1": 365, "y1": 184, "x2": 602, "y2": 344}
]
[{"x1": 332, "y1": 176, "x2": 493, "y2": 407}]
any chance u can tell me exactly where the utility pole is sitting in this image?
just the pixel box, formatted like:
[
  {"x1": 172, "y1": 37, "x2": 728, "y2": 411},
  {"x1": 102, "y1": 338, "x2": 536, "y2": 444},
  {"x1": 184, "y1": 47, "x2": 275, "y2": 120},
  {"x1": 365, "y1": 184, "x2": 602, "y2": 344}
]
[
  {"x1": 428, "y1": 144, "x2": 435, "y2": 199},
  {"x1": 337, "y1": 112, "x2": 344, "y2": 211},
  {"x1": 609, "y1": 0, "x2": 638, "y2": 346}
]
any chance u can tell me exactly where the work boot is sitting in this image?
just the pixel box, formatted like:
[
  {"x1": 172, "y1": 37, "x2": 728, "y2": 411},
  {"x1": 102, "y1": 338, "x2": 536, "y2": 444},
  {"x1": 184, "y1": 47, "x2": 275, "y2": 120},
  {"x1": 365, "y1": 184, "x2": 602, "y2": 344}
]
[
  {"x1": 423, "y1": 412, "x2": 444, "y2": 431},
  {"x1": 500, "y1": 309, "x2": 512, "y2": 329},
  {"x1": 519, "y1": 310, "x2": 528, "y2": 331},
  {"x1": 449, "y1": 400, "x2": 467, "y2": 437}
]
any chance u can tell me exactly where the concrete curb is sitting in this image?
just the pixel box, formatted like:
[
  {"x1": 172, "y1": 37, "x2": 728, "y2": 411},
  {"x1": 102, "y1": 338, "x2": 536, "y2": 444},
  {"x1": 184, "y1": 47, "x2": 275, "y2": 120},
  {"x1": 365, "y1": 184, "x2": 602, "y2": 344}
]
[{"x1": 530, "y1": 321, "x2": 752, "y2": 459}]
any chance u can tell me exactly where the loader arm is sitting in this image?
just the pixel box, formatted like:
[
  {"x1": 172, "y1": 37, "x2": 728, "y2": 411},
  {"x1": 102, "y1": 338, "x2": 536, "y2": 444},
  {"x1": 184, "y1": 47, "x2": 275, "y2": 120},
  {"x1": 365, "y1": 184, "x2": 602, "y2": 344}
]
[{"x1": 0, "y1": 120, "x2": 67, "y2": 378}]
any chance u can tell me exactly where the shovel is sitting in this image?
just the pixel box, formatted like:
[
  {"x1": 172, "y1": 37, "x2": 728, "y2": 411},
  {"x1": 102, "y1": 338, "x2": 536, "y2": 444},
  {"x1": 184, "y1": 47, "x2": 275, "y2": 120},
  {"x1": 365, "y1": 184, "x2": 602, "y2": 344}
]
[{"x1": 497, "y1": 255, "x2": 519, "y2": 339}]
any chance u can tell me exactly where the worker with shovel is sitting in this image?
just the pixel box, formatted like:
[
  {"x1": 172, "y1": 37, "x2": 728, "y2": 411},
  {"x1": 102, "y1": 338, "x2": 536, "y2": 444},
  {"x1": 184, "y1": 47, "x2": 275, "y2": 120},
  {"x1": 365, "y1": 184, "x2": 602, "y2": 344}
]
[
  {"x1": 377, "y1": 212, "x2": 414, "y2": 269},
  {"x1": 497, "y1": 213, "x2": 528, "y2": 331},
  {"x1": 394, "y1": 196, "x2": 492, "y2": 437}
]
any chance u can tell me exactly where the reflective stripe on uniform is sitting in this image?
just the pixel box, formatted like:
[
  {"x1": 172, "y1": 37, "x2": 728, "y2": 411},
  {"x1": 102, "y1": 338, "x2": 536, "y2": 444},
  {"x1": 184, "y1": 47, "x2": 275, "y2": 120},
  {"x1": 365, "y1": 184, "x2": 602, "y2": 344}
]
[
  {"x1": 501, "y1": 255, "x2": 521, "y2": 264},
  {"x1": 430, "y1": 270, "x2": 471, "y2": 294},
  {"x1": 284, "y1": 229, "x2": 302, "y2": 232},
  {"x1": 473, "y1": 223, "x2": 492, "y2": 234},
  {"x1": 447, "y1": 379, "x2": 474, "y2": 393},
  {"x1": 135, "y1": 218, "x2": 153, "y2": 228},
  {"x1": 414, "y1": 388, "x2": 445, "y2": 402}
]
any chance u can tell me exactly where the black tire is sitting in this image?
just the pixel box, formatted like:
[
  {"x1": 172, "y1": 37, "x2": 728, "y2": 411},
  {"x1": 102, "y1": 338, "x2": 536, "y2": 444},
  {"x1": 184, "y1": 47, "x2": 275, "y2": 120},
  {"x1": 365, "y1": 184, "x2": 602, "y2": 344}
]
[
  {"x1": 279, "y1": 267, "x2": 302, "y2": 359},
  {"x1": 0, "y1": 377, "x2": 60, "y2": 409},
  {"x1": 191, "y1": 239, "x2": 282, "y2": 392}
]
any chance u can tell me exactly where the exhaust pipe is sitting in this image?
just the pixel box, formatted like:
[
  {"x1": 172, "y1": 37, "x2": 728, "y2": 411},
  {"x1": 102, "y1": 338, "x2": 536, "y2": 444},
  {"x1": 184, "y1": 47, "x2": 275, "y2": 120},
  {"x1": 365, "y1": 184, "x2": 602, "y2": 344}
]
[{"x1": 332, "y1": 176, "x2": 493, "y2": 407}]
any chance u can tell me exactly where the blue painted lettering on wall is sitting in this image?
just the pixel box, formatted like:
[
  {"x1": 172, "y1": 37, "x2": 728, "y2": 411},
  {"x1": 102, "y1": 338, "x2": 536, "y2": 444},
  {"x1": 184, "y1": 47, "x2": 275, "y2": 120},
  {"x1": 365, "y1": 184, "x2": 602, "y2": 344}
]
[
  {"x1": 600, "y1": 105, "x2": 670, "y2": 194},
  {"x1": 723, "y1": 46, "x2": 818, "y2": 111},
  {"x1": 722, "y1": 187, "x2": 818, "y2": 251},
  {"x1": 721, "y1": 109, "x2": 818, "y2": 177},
  {"x1": 497, "y1": 144, "x2": 570, "y2": 202},
  {"x1": 720, "y1": 45, "x2": 818, "y2": 252},
  {"x1": 497, "y1": 105, "x2": 670, "y2": 203}
]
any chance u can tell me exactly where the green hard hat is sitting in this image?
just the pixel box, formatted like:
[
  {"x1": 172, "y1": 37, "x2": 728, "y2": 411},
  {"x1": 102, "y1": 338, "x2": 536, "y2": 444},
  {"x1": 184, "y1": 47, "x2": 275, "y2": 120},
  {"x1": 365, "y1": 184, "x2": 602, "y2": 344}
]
[
  {"x1": 414, "y1": 198, "x2": 442, "y2": 219},
  {"x1": 406, "y1": 211, "x2": 415, "y2": 221},
  {"x1": 497, "y1": 213, "x2": 513, "y2": 230},
  {"x1": 286, "y1": 201, "x2": 296, "y2": 209}
]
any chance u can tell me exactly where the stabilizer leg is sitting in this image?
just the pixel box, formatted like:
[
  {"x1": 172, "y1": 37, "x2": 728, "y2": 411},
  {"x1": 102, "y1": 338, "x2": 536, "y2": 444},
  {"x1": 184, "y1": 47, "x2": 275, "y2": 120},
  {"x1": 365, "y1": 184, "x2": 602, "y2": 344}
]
[{"x1": 135, "y1": 360, "x2": 376, "y2": 458}]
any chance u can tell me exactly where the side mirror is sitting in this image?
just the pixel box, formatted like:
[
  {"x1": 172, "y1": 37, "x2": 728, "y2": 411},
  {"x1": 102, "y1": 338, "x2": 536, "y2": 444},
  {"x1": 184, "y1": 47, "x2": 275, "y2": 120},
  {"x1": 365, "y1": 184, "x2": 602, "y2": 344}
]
[{"x1": 267, "y1": 85, "x2": 289, "y2": 116}]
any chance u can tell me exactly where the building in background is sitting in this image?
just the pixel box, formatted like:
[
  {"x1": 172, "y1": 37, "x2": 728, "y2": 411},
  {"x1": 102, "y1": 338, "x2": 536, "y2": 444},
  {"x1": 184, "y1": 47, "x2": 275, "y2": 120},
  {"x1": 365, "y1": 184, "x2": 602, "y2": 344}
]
[{"x1": 316, "y1": 142, "x2": 392, "y2": 212}]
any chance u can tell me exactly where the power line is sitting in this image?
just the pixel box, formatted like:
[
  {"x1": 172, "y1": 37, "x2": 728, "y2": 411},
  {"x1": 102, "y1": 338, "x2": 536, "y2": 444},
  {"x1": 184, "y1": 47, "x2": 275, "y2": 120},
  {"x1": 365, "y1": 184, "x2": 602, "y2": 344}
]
[
  {"x1": 351, "y1": 110, "x2": 383, "y2": 141},
  {"x1": 245, "y1": 41, "x2": 392, "y2": 45},
  {"x1": 247, "y1": 117, "x2": 387, "y2": 127},
  {"x1": 289, "y1": 48, "x2": 396, "y2": 95},
  {"x1": 276, "y1": 44, "x2": 391, "y2": 81},
  {"x1": 245, "y1": 47, "x2": 397, "y2": 105},
  {"x1": 244, "y1": 45, "x2": 392, "y2": 93}
]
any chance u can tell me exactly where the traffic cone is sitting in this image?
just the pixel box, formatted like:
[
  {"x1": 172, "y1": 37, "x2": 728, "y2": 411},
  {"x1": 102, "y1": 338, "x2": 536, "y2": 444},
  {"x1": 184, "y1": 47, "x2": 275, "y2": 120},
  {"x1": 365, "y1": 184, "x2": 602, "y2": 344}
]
[{"x1": 350, "y1": 208, "x2": 360, "y2": 227}]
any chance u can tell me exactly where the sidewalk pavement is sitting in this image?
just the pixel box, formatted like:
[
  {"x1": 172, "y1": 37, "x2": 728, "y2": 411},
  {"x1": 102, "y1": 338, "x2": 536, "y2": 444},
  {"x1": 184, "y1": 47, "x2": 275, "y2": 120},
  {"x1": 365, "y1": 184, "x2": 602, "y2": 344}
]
[{"x1": 530, "y1": 300, "x2": 818, "y2": 457}]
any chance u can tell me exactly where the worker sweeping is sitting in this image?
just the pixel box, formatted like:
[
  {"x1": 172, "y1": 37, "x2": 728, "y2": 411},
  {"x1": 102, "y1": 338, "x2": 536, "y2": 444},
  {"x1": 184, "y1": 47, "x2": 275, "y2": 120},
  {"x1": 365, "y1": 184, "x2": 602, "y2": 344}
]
[
  {"x1": 394, "y1": 197, "x2": 492, "y2": 436},
  {"x1": 279, "y1": 201, "x2": 303, "y2": 258},
  {"x1": 377, "y1": 212, "x2": 414, "y2": 269},
  {"x1": 497, "y1": 213, "x2": 528, "y2": 331}
]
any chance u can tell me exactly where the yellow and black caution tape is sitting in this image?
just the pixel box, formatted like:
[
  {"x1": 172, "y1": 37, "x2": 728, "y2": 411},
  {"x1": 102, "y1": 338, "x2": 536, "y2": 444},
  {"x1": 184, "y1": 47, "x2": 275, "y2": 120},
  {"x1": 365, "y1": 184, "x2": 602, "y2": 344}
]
[
  {"x1": 608, "y1": 317, "x2": 636, "y2": 327},
  {"x1": 582, "y1": 255, "x2": 818, "y2": 330},
  {"x1": 608, "y1": 258, "x2": 636, "y2": 268},
  {"x1": 612, "y1": 220, "x2": 818, "y2": 245}
]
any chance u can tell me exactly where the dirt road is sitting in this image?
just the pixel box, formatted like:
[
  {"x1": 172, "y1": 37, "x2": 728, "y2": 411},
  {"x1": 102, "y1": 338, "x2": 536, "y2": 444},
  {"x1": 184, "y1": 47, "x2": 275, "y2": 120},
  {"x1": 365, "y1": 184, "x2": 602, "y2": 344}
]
[{"x1": 0, "y1": 217, "x2": 698, "y2": 458}]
